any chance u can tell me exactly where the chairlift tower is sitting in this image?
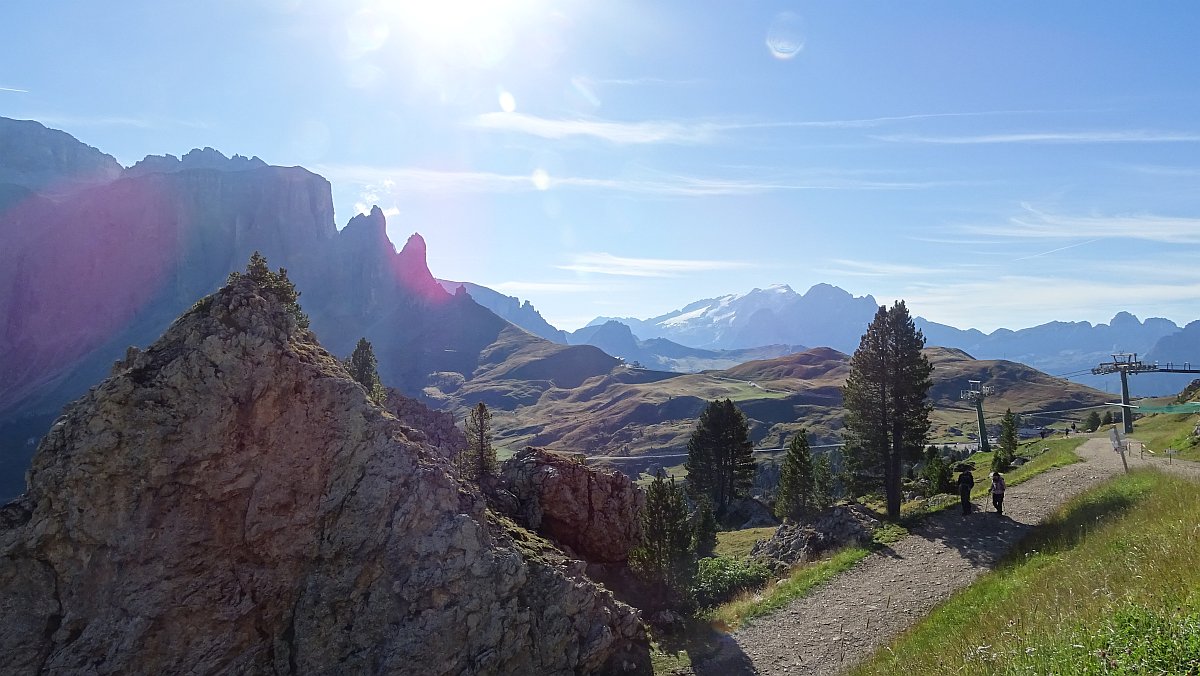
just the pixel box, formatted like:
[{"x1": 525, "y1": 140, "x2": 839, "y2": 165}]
[
  {"x1": 960, "y1": 380, "x2": 994, "y2": 454},
  {"x1": 1092, "y1": 352, "x2": 1200, "y2": 435}
]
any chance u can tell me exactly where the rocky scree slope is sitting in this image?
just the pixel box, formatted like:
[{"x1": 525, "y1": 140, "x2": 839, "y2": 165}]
[{"x1": 0, "y1": 274, "x2": 647, "y2": 675}]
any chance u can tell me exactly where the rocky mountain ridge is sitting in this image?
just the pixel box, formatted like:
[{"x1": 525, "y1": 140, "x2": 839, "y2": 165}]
[{"x1": 0, "y1": 270, "x2": 648, "y2": 674}]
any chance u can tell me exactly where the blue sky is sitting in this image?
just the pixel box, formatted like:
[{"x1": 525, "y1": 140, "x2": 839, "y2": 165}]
[{"x1": 4, "y1": 1, "x2": 1200, "y2": 332}]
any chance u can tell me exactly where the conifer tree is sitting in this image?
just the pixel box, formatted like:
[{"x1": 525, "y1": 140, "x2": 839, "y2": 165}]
[
  {"x1": 228, "y1": 251, "x2": 309, "y2": 329},
  {"x1": 993, "y1": 409, "x2": 1018, "y2": 472},
  {"x1": 919, "y1": 445, "x2": 952, "y2": 496},
  {"x1": 1085, "y1": 410, "x2": 1102, "y2": 432},
  {"x1": 1101, "y1": 410, "x2": 1114, "y2": 426},
  {"x1": 630, "y1": 472, "x2": 695, "y2": 605},
  {"x1": 691, "y1": 497, "x2": 718, "y2": 558},
  {"x1": 684, "y1": 399, "x2": 755, "y2": 519},
  {"x1": 842, "y1": 301, "x2": 934, "y2": 519},
  {"x1": 459, "y1": 403, "x2": 497, "y2": 484},
  {"x1": 775, "y1": 430, "x2": 818, "y2": 520},
  {"x1": 346, "y1": 337, "x2": 385, "y2": 402}
]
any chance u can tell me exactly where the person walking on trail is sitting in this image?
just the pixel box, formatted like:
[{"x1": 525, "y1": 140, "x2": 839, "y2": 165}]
[
  {"x1": 957, "y1": 469, "x2": 975, "y2": 515},
  {"x1": 990, "y1": 471, "x2": 1006, "y2": 516}
]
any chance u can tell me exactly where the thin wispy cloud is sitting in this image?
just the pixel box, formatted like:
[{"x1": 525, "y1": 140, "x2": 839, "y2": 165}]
[
  {"x1": 558, "y1": 253, "x2": 751, "y2": 278},
  {"x1": 470, "y1": 112, "x2": 720, "y2": 144},
  {"x1": 486, "y1": 281, "x2": 606, "y2": 294},
  {"x1": 590, "y1": 77, "x2": 707, "y2": 87},
  {"x1": 469, "y1": 109, "x2": 1078, "y2": 145},
  {"x1": 317, "y1": 164, "x2": 973, "y2": 197},
  {"x1": 967, "y1": 204, "x2": 1200, "y2": 245},
  {"x1": 906, "y1": 274, "x2": 1200, "y2": 332},
  {"x1": 29, "y1": 114, "x2": 210, "y2": 130},
  {"x1": 818, "y1": 258, "x2": 946, "y2": 277},
  {"x1": 877, "y1": 130, "x2": 1200, "y2": 144},
  {"x1": 1, "y1": 86, "x2": 28, "y2": 93}
]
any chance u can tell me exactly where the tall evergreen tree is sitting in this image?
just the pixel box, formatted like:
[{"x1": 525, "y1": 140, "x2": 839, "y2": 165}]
[
  {"x1": 993, "y1": 409, "x2": 1018, "y2": 472},
  {"x1": 630, "y1": 472, "x2": 695, "y2": 605},
  {"x1": 346, "y1": 337, "x2": 385, "y2": 402},
  {"x1": 842, "y1": 301, "x2": 934, "y2": 519},
  {"x1": 775, "y1": 430, "x2": 818, "y2": 520},
  {"x1": 691, "y1": 497, "x2": 718, "y2": 558},
  {"x1": 1084, "y1": 411, "x2": 1102, "y2": 432},
  {"x1": 1101, "y1": 410, "x2": 1114, "y2": 426},
  {"x1": 460, "y1": 402, "x2": 497, "y2": 484},
  {"x1": 684, "y1": 399, "x2": 755, "y2": 519}
]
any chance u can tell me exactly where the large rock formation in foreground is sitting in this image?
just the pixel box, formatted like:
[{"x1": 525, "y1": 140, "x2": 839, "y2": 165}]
[
  {"x1": 499, "y1": 447, "x2": 644, "y2": 564},
  {"x1": 0, "y1": 274, "x2": 647, "y2": 675}
]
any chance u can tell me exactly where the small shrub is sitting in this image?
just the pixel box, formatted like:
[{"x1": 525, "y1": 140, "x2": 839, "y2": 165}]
[{"x1": 691, "y1": 556, "x2": 771, "y2": 608}]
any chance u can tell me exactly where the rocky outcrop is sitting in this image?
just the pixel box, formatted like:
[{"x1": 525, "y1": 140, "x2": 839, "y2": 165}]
[
  {"x1": 383, "y1": 388, "x2": 466, "y2": 458},
  {"x1": 499, "y1": 447, "x2": 644, "y2": 564},
  {"x1": 750, "y1": 505, "x2": 880, "y2": 572},
  {"x1": 0, "y1": 276, "x2": 647, "y2": 675}
]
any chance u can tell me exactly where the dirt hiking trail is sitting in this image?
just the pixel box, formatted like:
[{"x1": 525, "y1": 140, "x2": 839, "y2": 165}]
[{"x1": 692, "y1": 436, "x2": 1200, "y2": 675}]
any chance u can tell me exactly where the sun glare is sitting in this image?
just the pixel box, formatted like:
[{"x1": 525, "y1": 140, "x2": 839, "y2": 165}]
[{"x1": 361, "y1": 0, "x2": 544, "y2": 69}]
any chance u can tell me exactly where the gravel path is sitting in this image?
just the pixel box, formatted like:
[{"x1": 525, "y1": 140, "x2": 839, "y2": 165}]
[{"x1": 691, "y1": 436, "x2": 1200, "y2": 676}]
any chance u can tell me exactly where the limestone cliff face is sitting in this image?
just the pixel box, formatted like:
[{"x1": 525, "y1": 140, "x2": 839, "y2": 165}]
[{"x1": 0, "y1": 277, "x2": 647, "y2": 675}]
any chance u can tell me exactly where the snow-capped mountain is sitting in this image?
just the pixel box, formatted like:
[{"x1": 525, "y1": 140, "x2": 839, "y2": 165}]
[{"x1": 590, "y1": 283, "x2": 881, "y2": 353}]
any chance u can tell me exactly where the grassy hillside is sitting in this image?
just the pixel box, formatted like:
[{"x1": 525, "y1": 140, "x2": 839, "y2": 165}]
[
  {"x1": 853, "y1": 470, "x2": 1200, "y2": 675},
  {"x1": 456, "y1": 345, "x2": 1109, "y2": 462}
]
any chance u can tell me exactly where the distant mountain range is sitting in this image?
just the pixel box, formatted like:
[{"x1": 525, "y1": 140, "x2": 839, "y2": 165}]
[
  {"x1": 582, "y1": 283, "x2": 1194, "y2": 396},
  {"x1": 434, "y1": 267, "x2": 1193, "y2": 398}
]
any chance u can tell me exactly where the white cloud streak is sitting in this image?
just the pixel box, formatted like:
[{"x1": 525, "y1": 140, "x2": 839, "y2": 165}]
[
  {"x1": 316, "y1": 164, "x2": 968, "y2": 197},
  {"x1": 558, "y1": 253, "x2": 751, "y2": 278},
  {"x1": 1, "y1": 86, "x2": 28, "y2": 93},
  {"x1": 469, "y1": 109, "x2": 1080, "y2": 145},
  {"x1": 817, "y1": 259, "x2": 948, "y2": 277},
  {"x1": 968, "y1": 204, "x2": 1200, "y2": 245},
  {"x1": 470, "y1": 112, "x2": 720, "y2": 144},
  {"x1": 877, "y1": 130, "x2": 1200, "y2": 144},
  {"x1": 907, "y1": 275, "x2": 1200, "y2": 332},
  {"x1": 486, "y1": 281, "x2": 606, "y2": 294}
]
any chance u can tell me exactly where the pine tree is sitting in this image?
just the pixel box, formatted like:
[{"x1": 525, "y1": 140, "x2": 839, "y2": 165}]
[
  {"x1": 775, "y1": 431, "x2": 818, "y2": 520},
  {"x1": 1084, "y1": 411, "x2": 1102, "y2": 432},
  {"x1": 842, "y1": 301, "x2": 934, "y2": 520},
  {"x1": 919, "y1": 445, "x2": 952, "y2": 496},
  {"x1": 691, "y1": 497, "x2": 718, "y2": 558},
  {"x1": 227, "y1": 251, "x2": 309, "y2": 329},
  {"x1": 346, "y1": 337, "x2": 386, "y2": 402},
  {"x1": 459, "y1": 403, "x2": 497, "y2": 484},
  {"x1": 630, "y1": 472, "x2": 695, "y2": 605},
  {"x1": 813, "y1": 452, "x2": 834, "y2": 507},
  {"x1": 684, "y1": 399, "x2": 755, "y2": 519},
  {"x1": 1101, "y1": 410, "x2": 1114, "y2": 426},
  {"x1": 993, "y1": 409, "x2": 1018, "y2": 472}
]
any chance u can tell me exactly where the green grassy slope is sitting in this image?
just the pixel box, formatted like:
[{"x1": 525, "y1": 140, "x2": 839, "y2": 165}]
[{"x1": 853, "y1": 470, "x2": 1200, "y2": 675}]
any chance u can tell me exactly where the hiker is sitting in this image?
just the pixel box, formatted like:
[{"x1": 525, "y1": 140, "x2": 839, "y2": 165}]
[
  {"x1": 990, "y1": 471, "x2": 1006, "y2": 516},
  {"x1": 957, "y1": 469, "x2": 974, "y2": 515}
]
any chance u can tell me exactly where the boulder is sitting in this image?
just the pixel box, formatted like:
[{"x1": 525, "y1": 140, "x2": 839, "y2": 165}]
[
  {"x1": 500, "y1": 447, "x2": 644, "y2": 564},
  {"x1": 750, "y1": 504, "x2": 880, "y2": 571},
  {"x1": 0, "y1": 275, "x2": 648, "y2": 675}
]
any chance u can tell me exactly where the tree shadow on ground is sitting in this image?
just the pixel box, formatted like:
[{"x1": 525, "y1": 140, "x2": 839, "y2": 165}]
[
  {"x1": 656, "y1": 621, "x2": 757, "y2": 675},
  {"x1": 912, "y1": 485, "x2": 1150, "y2": 567},
  {"x1": 908, "y1": 502, "x2": 1034, "y2": 567}
]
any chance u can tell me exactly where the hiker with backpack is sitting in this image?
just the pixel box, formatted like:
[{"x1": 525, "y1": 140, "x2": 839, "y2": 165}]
[
  {"x1": 990, "y1": 471, "x2": 1006, "y2": 516},
  {"x1": 957, "y1": 469, "x2": 974, "y2": 515}
]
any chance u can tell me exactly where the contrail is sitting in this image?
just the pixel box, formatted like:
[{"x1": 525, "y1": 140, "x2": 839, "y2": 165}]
[{"x1": 1014, "y1": 238, "x2": 1100, "y2": 261}]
